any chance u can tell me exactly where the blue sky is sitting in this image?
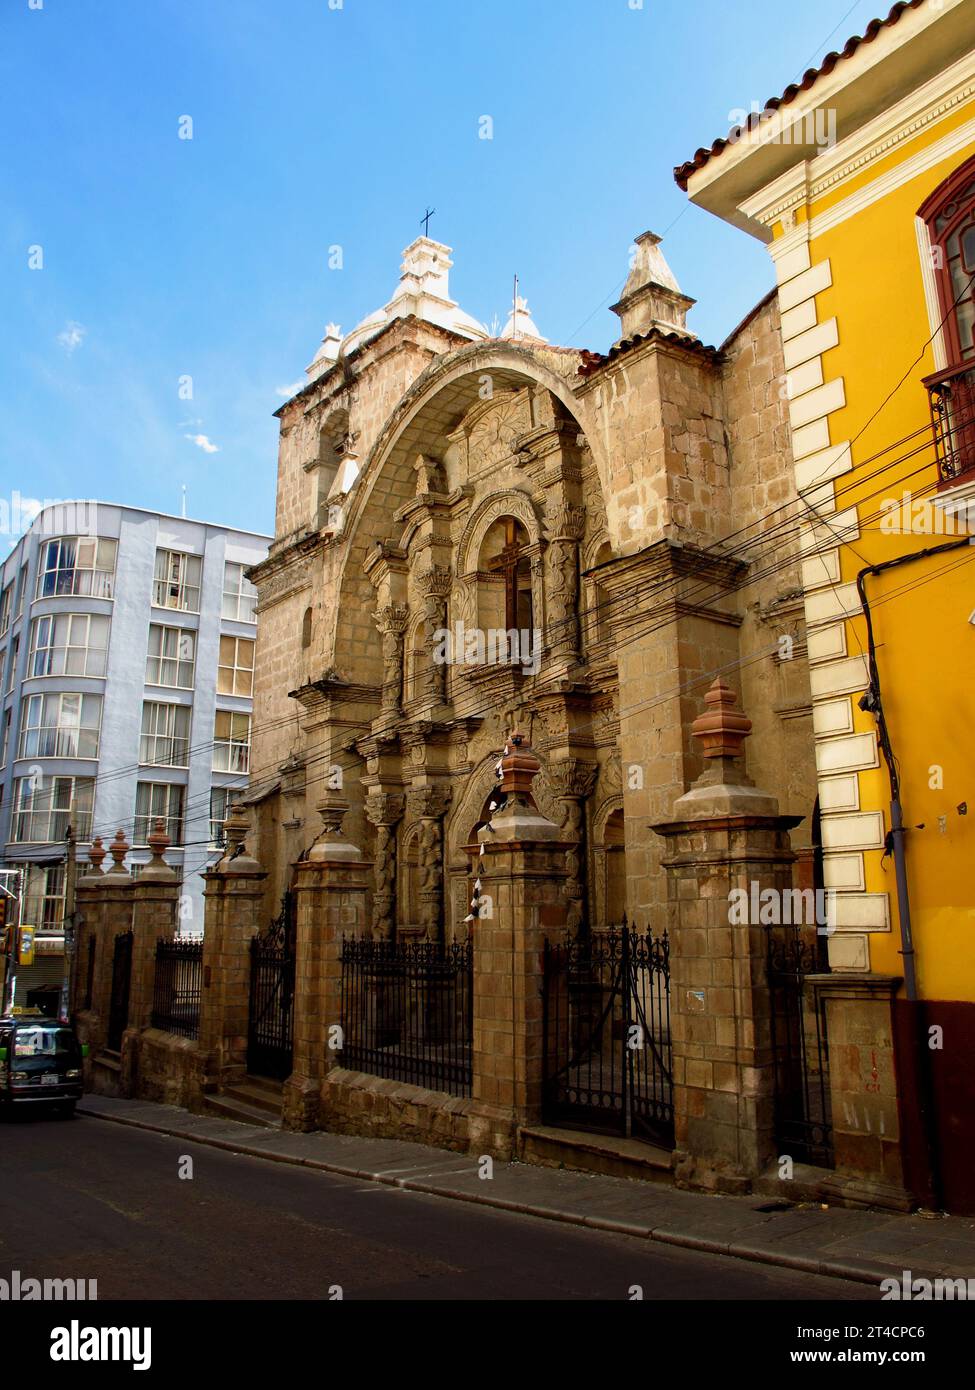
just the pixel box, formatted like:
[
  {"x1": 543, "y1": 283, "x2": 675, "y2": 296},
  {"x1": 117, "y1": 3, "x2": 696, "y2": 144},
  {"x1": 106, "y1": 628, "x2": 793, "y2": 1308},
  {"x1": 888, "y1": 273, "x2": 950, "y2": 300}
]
[{"x1": 0, "y1": 0, "x2": 884, "y2": 539}]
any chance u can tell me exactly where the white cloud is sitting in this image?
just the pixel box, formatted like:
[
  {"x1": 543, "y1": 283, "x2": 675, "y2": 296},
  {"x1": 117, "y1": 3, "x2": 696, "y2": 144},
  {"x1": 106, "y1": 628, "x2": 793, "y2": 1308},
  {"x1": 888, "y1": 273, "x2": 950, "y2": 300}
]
[
  {"x1": 275, "y1": 381, "x2": 304, "y2": 399},
  {"x1": 185, "y1": 433, "x2": 219, "y2": 454},
  {"x1": 57, "y1": 321, "x2": 87, "y2": 353}
]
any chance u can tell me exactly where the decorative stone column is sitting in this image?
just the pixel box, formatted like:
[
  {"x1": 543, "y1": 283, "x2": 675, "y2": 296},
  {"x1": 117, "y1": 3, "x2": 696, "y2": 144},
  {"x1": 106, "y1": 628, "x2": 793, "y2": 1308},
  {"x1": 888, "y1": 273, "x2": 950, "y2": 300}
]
[
  {"x1": 374, "y1": 603, "x2": 409, "y2": 718},
  {"x1": 471, "y1": 732, "x2": 570, "y2": 1144},
  {"x1": 548, "y1": 758, "x2": 598, "y2": 936},
  {"x1": 121, "y1": 820, "x2": 180, "y2": 1097},
  {"x1": 543, "y1": 503, "x2": 585, "y2": 661},
  {"x1": 199, "y1": 804, "x2": 267, "y2": 1091},
  {"x1": 417, "y1": 564, "x2": 452, "y2": 705},
  {"x1": 407, "y1": 786, "x2": 451, "y2": 941},
  {"x1": 286, "y1": 802, "x2": 371, "y2": 1132},
  {"x1": 652, "y1": 678, "x2": 801, "y2": 1194},
  {"x1": 364, "y1": 792, "x2": 404, "y2": 940}
]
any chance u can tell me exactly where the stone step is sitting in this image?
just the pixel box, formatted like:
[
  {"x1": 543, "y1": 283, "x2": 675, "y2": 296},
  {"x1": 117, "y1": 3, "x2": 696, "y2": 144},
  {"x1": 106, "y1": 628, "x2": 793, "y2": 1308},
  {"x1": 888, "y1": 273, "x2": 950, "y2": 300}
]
[
  {"x1": 221, "y1": 1080, "x2": 283, "y2": 1117},
  {"x1": 202, "y1": 1093, "x2": 281, "y2": 1130},
  {"x1": 518, "y1": 1124, "x2": 674, "y2": 1185},
  {"x1": 242, "y1": 1074, "x2": 286, "y2": 1101}
]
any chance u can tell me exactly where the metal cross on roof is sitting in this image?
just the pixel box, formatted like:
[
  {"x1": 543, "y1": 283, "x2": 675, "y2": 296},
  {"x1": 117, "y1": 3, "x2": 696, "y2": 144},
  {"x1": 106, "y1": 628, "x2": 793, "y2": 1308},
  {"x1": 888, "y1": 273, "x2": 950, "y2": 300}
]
[{"x1": 421, "y1": 207, "x2": 436, "y2": 237}]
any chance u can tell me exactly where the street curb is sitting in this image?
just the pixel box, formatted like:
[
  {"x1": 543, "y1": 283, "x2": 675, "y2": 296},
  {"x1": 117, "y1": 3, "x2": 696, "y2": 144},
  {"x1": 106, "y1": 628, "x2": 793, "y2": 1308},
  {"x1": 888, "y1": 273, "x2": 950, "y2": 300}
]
[{"x1": 77, "y1": 1104, "x2": 897, "y2": 1291}]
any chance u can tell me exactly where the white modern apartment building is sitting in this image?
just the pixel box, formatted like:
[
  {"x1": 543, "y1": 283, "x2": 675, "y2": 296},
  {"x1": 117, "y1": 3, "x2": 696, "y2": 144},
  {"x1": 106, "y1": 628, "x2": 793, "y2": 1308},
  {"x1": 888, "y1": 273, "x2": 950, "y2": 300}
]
[{"x1": 0, "y1": 501, "x2": 270, "y2": 1007}]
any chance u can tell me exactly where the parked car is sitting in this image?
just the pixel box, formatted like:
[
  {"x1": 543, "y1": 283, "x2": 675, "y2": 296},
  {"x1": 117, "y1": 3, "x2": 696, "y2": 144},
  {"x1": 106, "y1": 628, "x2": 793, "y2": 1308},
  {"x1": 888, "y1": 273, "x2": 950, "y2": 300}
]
[{"x1": 0, "y1": 1013, "x2": 86, "y2": 1117}]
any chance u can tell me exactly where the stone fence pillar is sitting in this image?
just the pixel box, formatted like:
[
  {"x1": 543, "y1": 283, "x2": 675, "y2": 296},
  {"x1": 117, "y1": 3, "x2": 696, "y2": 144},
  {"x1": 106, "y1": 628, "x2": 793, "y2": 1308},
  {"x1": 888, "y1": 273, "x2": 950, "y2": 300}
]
[
  {"x1": 199, "y1": 805, "x2": 267, "y2": 1091},
  {"x1": 653, "y1": 679, "x2": 801, "y2": 1194},
  {"x1": 89, "y1": 831, "x2": 134, "y2": 1056},
  {"x1": 471, "y1": 732, "x2": 570, "y2": 1142},
  {"x1": 284, "y1": 800, "x2": 371, "y2": 1132},
  {"x1": 121, "y1": 821, "x2": 179, "y2": 1096},
  {"x1": 74, "y1": 837, "x2": 107, "y2": 1049}
]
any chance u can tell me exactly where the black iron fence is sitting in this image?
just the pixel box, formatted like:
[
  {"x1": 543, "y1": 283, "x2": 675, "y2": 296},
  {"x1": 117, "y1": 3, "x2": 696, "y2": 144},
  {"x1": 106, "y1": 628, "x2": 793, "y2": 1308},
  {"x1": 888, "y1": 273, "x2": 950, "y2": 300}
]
[
  {"x1": 151, "y1": 937, "x2": 203, "y2": 1040},
  {"x1": 543, "y1": 922, "x2": 674, "y2": 1147},
  {"x1": 767, "y1": 925, "x2": 834, "y2": 1168},
  {"x1": 340, "y1": 936, "x2": 473, "y2": 1097},
  {"x1": 247, "y1": 893, "x2": 296, "y2": 1081},
  {"x1": 106, "y1": 929, "x2": 133, "y2": 1052}
]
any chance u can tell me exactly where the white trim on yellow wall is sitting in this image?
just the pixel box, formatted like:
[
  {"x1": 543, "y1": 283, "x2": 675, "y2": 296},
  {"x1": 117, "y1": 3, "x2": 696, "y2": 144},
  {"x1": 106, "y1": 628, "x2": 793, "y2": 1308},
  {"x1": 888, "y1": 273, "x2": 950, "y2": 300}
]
[{"x1": 914, "y1": 213, "x2": 950, "y2": 372}]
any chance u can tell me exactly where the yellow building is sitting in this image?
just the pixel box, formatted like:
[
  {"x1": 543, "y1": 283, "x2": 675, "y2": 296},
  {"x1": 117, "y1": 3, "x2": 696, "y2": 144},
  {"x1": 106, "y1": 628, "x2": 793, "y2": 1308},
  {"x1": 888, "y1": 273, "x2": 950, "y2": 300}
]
[{"x1": 678, "y1": 0, "x2": 975, "y2": 1211}]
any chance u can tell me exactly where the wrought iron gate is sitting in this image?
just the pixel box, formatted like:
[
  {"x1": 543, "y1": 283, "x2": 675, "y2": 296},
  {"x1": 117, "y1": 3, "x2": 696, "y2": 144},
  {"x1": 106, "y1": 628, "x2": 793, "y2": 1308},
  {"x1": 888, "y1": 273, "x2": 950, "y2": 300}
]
[
  {"x1": 247, "y1": 892, "x2": 296, "y2": 1081},
  {"x1": 767, "y1": 925, "x2": 834, "y2": 1168},
  {"x1": 106, "y1": 929, "x2": 133, "y2": 1051},
  {"x1": 543, "y1": 922, "x2": 673, "y2": 1147}
]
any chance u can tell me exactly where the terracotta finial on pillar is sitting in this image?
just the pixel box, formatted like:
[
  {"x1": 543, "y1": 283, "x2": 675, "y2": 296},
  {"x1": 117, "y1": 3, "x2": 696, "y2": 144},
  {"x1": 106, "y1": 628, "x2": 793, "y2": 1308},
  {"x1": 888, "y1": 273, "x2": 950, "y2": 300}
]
[
  {"x1": 87, "y1": 836, "x2": 107, "y2": 874},
  {"x1": 222, "y1": 801, "x2": 249, "y2": 857},
  {"x1": 691, "y1": 678, "x2": 752, "y2": 760},
  {"x1": 147, "y1": 818, "x2": 171, "y2": 867},
  {"x1": 498, "y1": 730, "x2": 541, "y2": 803},
  {"x1": 108, "y1": 828, "x2": 130, "y2": 874}
]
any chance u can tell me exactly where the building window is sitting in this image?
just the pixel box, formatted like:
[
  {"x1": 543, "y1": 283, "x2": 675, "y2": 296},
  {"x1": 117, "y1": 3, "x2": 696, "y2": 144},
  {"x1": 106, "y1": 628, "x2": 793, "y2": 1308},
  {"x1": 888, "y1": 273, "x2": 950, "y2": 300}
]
[
  {"x1": 209, "y1": 787, "x2": 234, "y2": 848},
  {"x1": 222, "y1": 562, "x2": 258, "y2": 622},
  {"x1": 0, "y1": 582, "x2": 12, "y2": 637},
  {"x1": 152, "y1": 549, "x2": 202, "y2": 613},
  {"x1": 35, "y1": 537, "x2": 117, "y2": 600},
  {"x1": 134, "y1": 782, "x2": 185, "y2": 846},
  {"x1": 603, "y1": 809, "x2": 627, "y2": 926},
  {"x1": 217, "y1": 635, "x2": 254, "y2": 696},
  {"x1": 28, "y1": 613, "x2": 110, "y2": 678},
  {"x1": 15, "y1": 563, "x2": 28, "y2": 616},
  {"x1": 212, "y1": 710, "x2": 250, "y2": 773},
  {"x1": 921, "y1": 153, "x2": 975, "y2": 482},
  {"x1": 23, "y1": 864, "x2": 67, "y2": 931},
  {"x1": 146, "y1": 624, "x2": 195, "y2": 689},
  {"x1": 0, "y1": 708, "x2": 10, "y2": 767},
  {"x1": 19, "y1": 692, "x2": 102, "y2": 760},
  {"x1": 477, "y1": 517, "x2": 534, "y2": 651},
  {"x1": 13, "y1": 775, "x2": 94, "y2": 842},
  {"x1": 922, "y1": 153, "x2": 975, "y2": 366},
  {"x1": 140, "y1": 701, "x2": 191, "y2": 767},
  {"x1": 6, "y1": 636, "x2": 19, "y2": 692}
]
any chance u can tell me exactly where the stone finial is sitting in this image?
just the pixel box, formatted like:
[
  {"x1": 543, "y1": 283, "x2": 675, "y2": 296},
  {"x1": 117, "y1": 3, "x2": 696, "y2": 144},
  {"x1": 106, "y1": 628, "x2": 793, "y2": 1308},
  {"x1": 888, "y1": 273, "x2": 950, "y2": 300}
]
[
  {"x1": 610, "y1": 230, "x2": 696, "y2": 342},
  {"x1": 691, "y1": 678, "x2": 753, "y2": 760},
  {"x1": 222, "y1": 801, "x2": 250, "y2": 857},
  {"x1": 147, "y1": 818, "x2": 170, "y2": 866},
  {"x1": 498, "y1": 730, "x2": 541, "y2": 801},
  {"x1": 108, "y1": 828, "x2": 130, "y2": 874},
  {"x1": 87, "y1": 836, "x2": 106, "y2": 874}
]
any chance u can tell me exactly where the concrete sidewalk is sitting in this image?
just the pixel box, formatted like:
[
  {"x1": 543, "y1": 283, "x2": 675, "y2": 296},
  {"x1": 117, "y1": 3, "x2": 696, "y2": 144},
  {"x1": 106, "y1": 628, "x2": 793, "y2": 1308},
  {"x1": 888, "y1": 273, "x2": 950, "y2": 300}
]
[{"x1": 78, "y1": 1095, "x2": 975, "y2": 1292}]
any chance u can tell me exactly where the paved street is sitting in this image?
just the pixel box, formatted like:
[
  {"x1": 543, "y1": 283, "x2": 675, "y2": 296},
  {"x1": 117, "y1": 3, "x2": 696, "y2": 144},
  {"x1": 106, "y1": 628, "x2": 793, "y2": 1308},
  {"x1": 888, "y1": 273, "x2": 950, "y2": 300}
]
[{"x1": 0, "y1": 1112, "x2": 876, "y2": 1301}]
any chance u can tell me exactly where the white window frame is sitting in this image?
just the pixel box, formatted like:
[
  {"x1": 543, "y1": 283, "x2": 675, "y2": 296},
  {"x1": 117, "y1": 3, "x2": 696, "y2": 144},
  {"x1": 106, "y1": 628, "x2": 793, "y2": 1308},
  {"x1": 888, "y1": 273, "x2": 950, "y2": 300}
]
[
  {"x1": 212, "y1": 710, "x2": 250, "y2": 773},
  {"x1": 35, "y1": 537, "x2": 117, "y2": 600},
  {"x1": 18, "y1": 692, "x2": 103, "y2": 760},
  {"x1": 217, "y1": 635, "x2": 254, "y2": 697},
  {"x1": 13, "y1": 775, "x2": 94, "y2": 842},
  {"x1": 28, "y1": 613, "x2": 110, "y2": 679},
  {"x1": 0, "y1": 582, "x2": 12, "y2": 637},
  {"x1": 209, "y1": 786, "x2": 234, "y2": 848},
  {"x1": 134, "y1": 782, "x2": 185, "y2": 846},
  {"x1": 222, "y1": 562, "x2": 258, "y2": 622},
  {"x1": 153, "y1": 549, "x2": 202, "y2": 614},
  {"x1": 140, "y1": 701, "x2": 191, "y2": 768},
  {"x1": 146, "y1": 624, "x2": 196, "y2": 690}
]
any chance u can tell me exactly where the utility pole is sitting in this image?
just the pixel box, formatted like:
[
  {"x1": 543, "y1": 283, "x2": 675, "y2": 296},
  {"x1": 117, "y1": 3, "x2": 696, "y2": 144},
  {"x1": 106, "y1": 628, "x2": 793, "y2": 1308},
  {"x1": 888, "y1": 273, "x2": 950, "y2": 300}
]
[{"x1": 59, "y1": 825, "x2": 78, "y2": 1023}]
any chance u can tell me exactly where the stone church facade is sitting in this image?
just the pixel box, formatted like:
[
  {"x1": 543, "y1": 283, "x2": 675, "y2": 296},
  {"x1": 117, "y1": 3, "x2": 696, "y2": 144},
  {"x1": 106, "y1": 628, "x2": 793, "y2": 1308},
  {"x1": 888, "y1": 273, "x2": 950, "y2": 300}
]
[{"x1": 245, "y1": 232, "x2": 819, "y2": 938}]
